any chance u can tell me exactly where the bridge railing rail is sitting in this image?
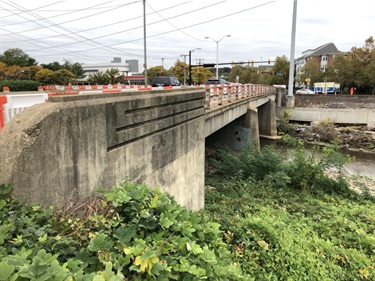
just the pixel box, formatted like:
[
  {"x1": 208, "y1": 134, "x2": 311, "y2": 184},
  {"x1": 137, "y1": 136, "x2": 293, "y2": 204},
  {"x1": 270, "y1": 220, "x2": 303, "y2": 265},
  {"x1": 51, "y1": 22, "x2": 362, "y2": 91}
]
[
  {"x1": 204, "y1": 84, "x2": 276, "y2": 109},
  {"x1": 0, "y1": 84, "x2": 277, "y2": 130}
]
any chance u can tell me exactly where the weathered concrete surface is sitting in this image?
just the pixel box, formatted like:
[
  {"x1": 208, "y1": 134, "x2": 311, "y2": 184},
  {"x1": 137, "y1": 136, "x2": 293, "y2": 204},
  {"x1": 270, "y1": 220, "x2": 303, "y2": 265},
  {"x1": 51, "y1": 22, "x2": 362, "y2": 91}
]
[
  {"x1": 258, "y1": 96, "x2": 278, "y2": 138},
  {"x1": 294, "y1": 94, "x2": 375, "y2": 109},
  {"x1": 277, "y1": 107, "x2": 375, "y2": 128},
  {"x1": 0, "y1": 89, "x2": 205, "y2": 210},
  {"x1": 278, "y1": 94, "x2": 375, "y2": 128}
]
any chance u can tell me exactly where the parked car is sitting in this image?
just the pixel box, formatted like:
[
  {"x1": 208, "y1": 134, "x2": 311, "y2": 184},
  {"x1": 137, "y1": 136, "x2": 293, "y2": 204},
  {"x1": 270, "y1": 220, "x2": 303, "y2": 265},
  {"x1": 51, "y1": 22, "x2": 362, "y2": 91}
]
[
  {"x1": 205, "y1": 78, "x2": 229, "y2": 85},
  {"x1": 151, "y1": 76, "x2": 180, "y2": 87},
  {"x1": 296, "y1": 88, "x2": 315, "y2": 95}
]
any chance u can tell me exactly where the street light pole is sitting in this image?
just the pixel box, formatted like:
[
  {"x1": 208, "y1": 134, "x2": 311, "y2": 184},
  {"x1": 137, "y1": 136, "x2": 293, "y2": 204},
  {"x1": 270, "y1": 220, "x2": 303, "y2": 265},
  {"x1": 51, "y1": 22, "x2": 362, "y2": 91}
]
[
  {"x1": 180, "y1": 54, "x2": 188, "y2": 85},
  {"x1": 205, "y1": 35, "x2": 231, "y2": 79},
  {"x1": 188, "y1": 48, "x2": 201, "y2": 85},
  {"x1": 143, "y1": 0, "x2": 148, "y2": 86},
  {"x1": 288, "y1": 0, "x2": 297, "y2": 96}
]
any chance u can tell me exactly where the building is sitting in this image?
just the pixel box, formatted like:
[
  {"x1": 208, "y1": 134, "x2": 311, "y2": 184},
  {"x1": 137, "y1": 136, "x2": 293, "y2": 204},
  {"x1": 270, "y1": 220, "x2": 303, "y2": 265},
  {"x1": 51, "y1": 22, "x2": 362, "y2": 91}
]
[
  {"x1": 295, "y1": 43, "x2": 343, "y2": 74},
  {"x1": 126, "y1": 60, "x2": 139, "y2": 73},
  {"x1": 79, "y1": 58, "x2": 140, "y2": 84},
  {"x1": 81, "y1": 58, "x2": 131, "y2": 77}
]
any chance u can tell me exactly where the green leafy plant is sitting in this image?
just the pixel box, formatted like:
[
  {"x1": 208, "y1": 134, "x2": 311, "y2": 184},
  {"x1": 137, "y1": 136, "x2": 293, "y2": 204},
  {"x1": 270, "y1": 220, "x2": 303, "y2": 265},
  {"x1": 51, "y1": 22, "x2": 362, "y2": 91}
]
[
  {"x1": 0, "y1": 181, "x2": 245, "y2": 280},
  {"x1": 0, "y1": 80, "x2": 42, "y2": 92},
  {"x1": 1, "y1": 140, "x2": 374, "y2": 281},
  {"x1": 204, "y1": 142, "x2": 375, "y2": 280}
]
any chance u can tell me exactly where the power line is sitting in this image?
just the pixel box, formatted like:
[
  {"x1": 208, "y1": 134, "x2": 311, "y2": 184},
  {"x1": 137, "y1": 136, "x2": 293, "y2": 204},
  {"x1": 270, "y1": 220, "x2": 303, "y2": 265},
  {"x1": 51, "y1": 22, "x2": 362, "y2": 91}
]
[
  {"x1": 0, "y1": 0, "x2": 278, "y2": 63},
  {"x1": 2, "y1": 2, "x2": 132, "y2": 23},
  {"x1": 1, "y1": 1, "x2": 137, "y2": 37},
  {"x1": 0, "y1": 0, "x2": 65, "y2": 20},
  {"x1": 26, "y1": 1, "x2": 277, "y2": 58},
  {"x1": 146, "y1": 0, "x2": 227, "y2": 42},
  {"x1": 3, "y1": 1, "x2": 141, "y2": 58},
  {"x1": 0, "y1": 1, "x2": 122, "y2": 62},
  {"x1": 1, "y1": 2, "x2": 193, "y2": 44}
]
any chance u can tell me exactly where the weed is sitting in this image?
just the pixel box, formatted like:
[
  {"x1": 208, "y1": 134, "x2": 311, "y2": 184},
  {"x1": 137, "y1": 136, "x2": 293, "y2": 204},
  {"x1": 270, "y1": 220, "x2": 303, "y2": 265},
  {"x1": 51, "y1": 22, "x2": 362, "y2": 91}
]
[{"x1": 204, "y1": 142, "x2": 375, "y2": 280}]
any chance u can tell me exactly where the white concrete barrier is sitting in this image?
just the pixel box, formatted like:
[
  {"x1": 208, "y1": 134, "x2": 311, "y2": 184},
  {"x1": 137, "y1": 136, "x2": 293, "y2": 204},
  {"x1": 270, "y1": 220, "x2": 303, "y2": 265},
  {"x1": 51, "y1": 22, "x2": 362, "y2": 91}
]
[{"x1": 1, "y1": 94, "x2": 48, "y2": 128}]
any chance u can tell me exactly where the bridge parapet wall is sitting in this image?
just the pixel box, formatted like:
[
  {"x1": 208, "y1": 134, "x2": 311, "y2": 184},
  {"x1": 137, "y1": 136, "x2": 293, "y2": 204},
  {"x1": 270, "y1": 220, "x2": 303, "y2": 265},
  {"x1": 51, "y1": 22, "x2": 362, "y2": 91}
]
[
  {"x1": 280, "y1": 95, "x2": 375, "y2": 128},
  {"x1": 0, "y1": 89, "x2": 206, "y2": 210}
]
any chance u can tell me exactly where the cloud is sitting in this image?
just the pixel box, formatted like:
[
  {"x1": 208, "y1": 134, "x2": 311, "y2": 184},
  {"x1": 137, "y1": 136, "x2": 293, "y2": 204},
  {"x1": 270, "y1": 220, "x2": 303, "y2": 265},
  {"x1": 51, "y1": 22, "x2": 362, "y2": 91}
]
[{"x1": 0, "y1": 0, "x2": 373, "y2": 70}]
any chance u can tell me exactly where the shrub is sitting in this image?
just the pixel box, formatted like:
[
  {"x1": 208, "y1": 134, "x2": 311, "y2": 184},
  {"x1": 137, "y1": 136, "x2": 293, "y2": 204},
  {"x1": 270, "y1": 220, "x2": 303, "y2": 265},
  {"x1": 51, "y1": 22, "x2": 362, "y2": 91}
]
[
  {"x1": 311, "y1": 119, "x2": 338, "y2": 143},
  {"x1": 208, "y1": 145, "x2": 287, "y2": 183},
  {"x1": 0, "y1": 182, "x2": 245, "y2": 280},
  {"x1": 204, "y1": 142, "x2": 375, "y2": 280},
  {"x1": 0, "y1": 80, "x2": 42, "y2": 92},
  {"x1": 277, "y1": 110, "x2": 294, "y2": 135}
]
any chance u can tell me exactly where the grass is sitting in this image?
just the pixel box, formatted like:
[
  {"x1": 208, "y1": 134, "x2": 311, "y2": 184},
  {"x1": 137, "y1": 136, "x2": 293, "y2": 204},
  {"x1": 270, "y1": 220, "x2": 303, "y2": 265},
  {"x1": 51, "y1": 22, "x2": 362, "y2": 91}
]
[{"x1": 204, "y1": 143, "x2": 375, "y2": 280}]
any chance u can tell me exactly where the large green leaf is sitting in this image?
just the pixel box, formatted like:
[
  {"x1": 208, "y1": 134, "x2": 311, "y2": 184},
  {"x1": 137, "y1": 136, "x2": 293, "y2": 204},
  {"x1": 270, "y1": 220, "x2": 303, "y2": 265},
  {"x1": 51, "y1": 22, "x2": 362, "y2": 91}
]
[
  {"x1": 159, "y1": 213, "x2": 174, "y2": 229},
  {"x1": 88, "y1": 234, "x2": 112, "y2": 252},
  {"x1": 0, "y1": 262, "x2": 14, "y2": 281},
  {"x1": 113, "y1": 224, "x2": 136, "y2": 245},
  {"x1": 0, "y1": 184, "x2": 12, "y2": 196}
]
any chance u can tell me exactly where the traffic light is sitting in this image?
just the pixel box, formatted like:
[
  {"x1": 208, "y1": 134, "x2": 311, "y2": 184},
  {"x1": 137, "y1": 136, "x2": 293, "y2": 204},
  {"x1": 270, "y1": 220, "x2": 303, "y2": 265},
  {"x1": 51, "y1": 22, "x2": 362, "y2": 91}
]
[
  {"x1": 251, "y1": 60, "x2": 254, "y2": 66},
  {"x1": 268, "y1": 59, "x2": 270, "y2": 64},
  {"x1": 203, "y1": 63, "x2": 215, "y2": 67}
]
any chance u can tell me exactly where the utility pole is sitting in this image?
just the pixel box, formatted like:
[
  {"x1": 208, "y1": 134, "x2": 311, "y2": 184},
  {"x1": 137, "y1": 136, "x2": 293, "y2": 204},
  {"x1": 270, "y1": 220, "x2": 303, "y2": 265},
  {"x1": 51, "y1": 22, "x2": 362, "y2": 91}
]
[
  {"x1": 288, "y1": 0, "x2": 297, "y2": 96},
  {"x1": 188, "y1": 48, "x2": 201, "y2": 85},
  {"x1": 161, "y1": 58, "x2": 164, "y2": 68},
  {"x1": 196, "y1": 58, "x2": 204, "y2": 65},
  {"x1": 142, "y1": 0, "x2": 147, "y2": 86},
  {"x1": 189, "y1": 50, "x2": 192, "y2": 86},
  {"x1": 180, "y1": 54, "x2": 188, "y2": 85}
]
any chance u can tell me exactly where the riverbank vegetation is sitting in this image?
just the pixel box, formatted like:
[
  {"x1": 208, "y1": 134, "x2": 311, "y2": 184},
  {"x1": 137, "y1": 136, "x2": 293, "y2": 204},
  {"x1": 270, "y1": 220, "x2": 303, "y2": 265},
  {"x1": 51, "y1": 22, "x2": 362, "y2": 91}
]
[
  {"x1": 1, "y1": 141, "x2": 374, "y2": 280},
  {"x1": 205, "y1": 141, "x2": 375, "y2": 280}
]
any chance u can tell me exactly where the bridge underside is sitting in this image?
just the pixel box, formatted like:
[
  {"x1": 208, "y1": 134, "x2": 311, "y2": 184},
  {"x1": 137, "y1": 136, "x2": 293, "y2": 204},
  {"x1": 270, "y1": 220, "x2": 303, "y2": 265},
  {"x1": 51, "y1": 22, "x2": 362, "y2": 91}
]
[{"x1": 205, "y1": 94, "x2": 279, "y2": 150}]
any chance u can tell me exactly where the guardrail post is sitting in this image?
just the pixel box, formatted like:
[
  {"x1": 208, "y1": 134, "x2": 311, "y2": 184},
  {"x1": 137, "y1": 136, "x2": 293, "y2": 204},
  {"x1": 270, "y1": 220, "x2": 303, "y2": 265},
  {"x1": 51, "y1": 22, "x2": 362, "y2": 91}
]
[
  {"x1": 218, "y1": 86, "x2": 223, "y2": 105},
  {"x1": 205, "y1": 88, "x2": 211, "y2": 109},
  {"x1": 241, "y1": 85, "x2": 245, "y2": 98},
  {"x1": 0, "y1": 95, "x2": 7, "y2": 129}
]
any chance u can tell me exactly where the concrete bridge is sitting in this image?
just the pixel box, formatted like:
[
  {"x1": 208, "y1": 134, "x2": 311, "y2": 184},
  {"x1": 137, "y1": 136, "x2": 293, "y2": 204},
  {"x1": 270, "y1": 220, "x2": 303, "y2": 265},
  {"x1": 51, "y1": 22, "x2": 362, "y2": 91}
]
[{"x1": 0, "y1": 86, "x2": 278, "y2": 210}]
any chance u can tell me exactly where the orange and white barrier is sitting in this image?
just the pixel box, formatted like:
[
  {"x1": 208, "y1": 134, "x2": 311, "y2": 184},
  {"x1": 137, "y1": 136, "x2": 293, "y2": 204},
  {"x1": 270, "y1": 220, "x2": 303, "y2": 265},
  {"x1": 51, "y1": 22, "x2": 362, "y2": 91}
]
[
  {"x1": 0, "y1": 94, "x2": 48, "y2": 129},
  {"x1": 77, "y1": 85, "x2": 182, "y2": 94},
  {"x1": 0, "y1": 96, "x2": 7, "y2": 129}
]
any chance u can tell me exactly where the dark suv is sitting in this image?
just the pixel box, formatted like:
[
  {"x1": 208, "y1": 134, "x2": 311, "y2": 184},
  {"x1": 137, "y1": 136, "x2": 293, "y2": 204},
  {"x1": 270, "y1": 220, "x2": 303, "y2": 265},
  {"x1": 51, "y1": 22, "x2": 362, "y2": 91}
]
[{"x1": 151, "y1": 76, "x2": 180, "y2": 87}]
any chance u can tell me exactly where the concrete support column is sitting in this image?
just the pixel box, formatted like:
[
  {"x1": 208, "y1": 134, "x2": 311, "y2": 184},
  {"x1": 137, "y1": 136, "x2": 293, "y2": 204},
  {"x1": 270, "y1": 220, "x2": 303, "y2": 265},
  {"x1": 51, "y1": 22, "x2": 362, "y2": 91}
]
[
  {"x1": 285, "y1": 95, "x2": 295, "y2": 107},
  {"x1": 258, "y1": 99, "x2": 279, "y2": 139},
  {"x1": 244, "y1": 106, "x2": 260, "y2": 149},
  {"x1": 275, "y1": 86, "x2": 286, "y2": 107}
]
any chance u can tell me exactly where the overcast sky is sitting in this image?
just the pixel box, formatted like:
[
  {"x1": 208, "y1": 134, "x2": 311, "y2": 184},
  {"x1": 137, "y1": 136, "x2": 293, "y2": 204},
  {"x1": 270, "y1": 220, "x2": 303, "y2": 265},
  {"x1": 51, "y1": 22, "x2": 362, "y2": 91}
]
[{"x1": 0, "y1": 0, "x2": 374, "y2": 70}]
